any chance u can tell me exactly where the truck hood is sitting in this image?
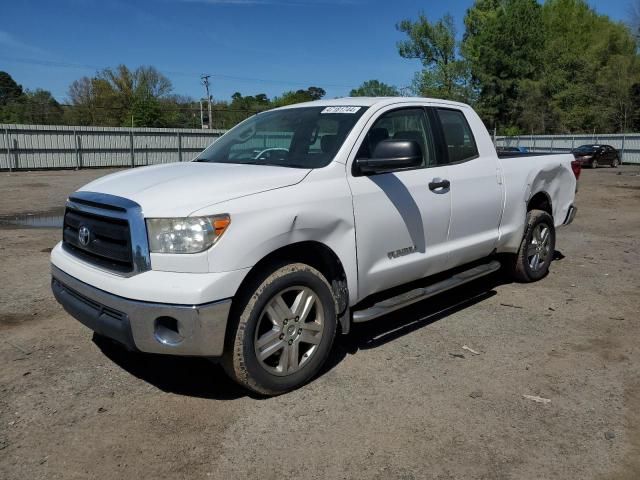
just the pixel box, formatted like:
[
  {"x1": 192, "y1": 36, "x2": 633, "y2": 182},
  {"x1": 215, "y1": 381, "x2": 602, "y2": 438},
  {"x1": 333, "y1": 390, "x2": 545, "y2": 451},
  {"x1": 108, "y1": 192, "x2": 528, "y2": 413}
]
[{"x1": 79, "y1": 162, "x2": 310, "y2": 217}]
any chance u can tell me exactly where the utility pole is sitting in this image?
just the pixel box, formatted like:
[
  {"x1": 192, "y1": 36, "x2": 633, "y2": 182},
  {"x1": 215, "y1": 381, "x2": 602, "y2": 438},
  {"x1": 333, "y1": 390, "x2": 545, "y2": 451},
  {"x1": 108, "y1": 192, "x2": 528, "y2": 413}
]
[{"x1": 201, "y1": 74, "x2": 213, "y2": 129}]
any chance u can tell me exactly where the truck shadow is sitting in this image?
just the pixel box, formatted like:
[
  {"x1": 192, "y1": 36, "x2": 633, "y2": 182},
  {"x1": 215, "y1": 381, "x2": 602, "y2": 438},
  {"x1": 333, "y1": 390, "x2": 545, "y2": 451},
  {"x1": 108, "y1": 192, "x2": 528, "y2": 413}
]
[
  {"x1": 322, "y1": 272, "x2": 503, "y2": 375},
  {"x1": 95, "y1": 254, "x2": 563, "y2": 400},
  {"x1": 326, "y1": 250, "x2": 564, "y2": 370},
  {"x1": 93, "y1": 336, "x2": 251, "y2": 400}
]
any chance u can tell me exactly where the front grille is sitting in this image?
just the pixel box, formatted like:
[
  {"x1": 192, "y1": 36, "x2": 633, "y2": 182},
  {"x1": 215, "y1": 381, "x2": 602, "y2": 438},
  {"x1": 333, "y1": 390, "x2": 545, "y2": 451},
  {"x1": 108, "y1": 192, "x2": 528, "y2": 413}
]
[{"x1": 63, "y1": 207, "x2": 134, "y2": 274}]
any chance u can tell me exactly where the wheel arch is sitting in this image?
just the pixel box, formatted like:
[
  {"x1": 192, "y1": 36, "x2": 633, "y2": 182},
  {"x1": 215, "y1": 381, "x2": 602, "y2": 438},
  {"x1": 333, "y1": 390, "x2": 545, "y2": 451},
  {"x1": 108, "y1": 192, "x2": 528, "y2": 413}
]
[
  {"x1": 527, "y1": 191, "x2": 553, "y2": 217},
  {"x1": 231, "y1": 241, "x2": 352, "y2": 334}
]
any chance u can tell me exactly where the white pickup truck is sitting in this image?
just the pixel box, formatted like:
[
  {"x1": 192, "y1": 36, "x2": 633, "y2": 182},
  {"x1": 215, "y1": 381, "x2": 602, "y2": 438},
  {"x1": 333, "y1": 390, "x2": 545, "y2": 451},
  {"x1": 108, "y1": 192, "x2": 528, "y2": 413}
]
[{"x1": 51, "y1": 97, "x2": 577, "y2": 395}]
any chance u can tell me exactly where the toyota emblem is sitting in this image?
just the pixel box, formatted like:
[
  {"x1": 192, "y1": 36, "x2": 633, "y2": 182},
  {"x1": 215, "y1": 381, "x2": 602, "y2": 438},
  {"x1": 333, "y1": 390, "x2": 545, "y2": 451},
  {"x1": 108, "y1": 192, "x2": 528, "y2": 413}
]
[{"x1": 78, "y1": 225, "x2": 91, "y2": 247}]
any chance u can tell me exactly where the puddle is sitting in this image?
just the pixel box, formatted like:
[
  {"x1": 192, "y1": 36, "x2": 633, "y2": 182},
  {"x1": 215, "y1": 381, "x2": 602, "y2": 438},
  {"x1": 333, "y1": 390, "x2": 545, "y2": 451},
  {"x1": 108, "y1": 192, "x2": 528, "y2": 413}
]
[{"x1": 0, "y1": 208, "x2": 65, "y2": 229}]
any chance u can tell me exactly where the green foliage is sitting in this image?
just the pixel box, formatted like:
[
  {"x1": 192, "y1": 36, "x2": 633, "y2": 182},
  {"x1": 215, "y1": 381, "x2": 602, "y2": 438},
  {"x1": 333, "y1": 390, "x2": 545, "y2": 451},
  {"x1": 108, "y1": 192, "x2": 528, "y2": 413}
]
[
  {"x1": 350, "y1": 80, "x2": 399, "y2": 97},
  {"x1": 462, "y1": 0, "x2": 544, "y2": 131},
  {"x1": 66, "y1": 65, "x2": 175, "y2": 127},
  {"x1": 0, "y1": 71, "x2": 24, "y2": 106},
  {"x1": 0, "y1": 72, "x2": 64, "y2": 124},
  {"x1": 271, "y1": 87, "x2": 326, "y2": 107},
  {"x1": 130, "y1": 94, "x2": 164, "y2": 127},
  {"x1": 540, "y1": 0, "x2": 639, "y2": 133},
  {"x1": 397, "y1": 13, "x2": 474, "y2": 102},
  {"x1": 21, "y1": 90, "x2": 65, "y2": 124},
  {"x1": 630, "y1": 83, "x2": 640, "y2": 131},
  {"x1": 458, "y1": 0, "x2": 640, "y2": 134}
]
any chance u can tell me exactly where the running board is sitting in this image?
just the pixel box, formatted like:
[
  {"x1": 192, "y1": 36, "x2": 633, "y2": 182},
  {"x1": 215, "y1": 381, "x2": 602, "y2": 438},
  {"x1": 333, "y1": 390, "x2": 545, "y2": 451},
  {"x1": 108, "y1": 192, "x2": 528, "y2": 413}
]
[{"x1": 352, "y1": 260, "x2": 501, "y2": 323}]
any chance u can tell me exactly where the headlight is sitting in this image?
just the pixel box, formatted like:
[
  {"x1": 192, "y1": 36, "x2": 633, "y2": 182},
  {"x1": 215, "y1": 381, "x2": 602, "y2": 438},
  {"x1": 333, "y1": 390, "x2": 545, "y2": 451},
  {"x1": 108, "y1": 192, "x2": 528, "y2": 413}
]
[{"x1": 146, "y1": 215, "x2": 230, "y2": 253}]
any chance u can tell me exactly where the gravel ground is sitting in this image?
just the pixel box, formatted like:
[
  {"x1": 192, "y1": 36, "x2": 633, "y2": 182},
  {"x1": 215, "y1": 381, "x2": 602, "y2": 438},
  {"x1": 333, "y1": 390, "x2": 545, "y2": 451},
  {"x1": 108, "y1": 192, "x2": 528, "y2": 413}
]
[{"x1": 0, "y1": 165, "x2": 639, "y2": 480}]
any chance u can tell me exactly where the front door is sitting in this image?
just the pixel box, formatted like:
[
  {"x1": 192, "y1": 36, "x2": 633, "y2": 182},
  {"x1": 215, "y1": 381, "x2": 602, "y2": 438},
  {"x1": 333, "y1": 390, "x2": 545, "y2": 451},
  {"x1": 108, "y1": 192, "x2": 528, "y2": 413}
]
[{"x1": 347, "y1": 106, "x2": 452, "y2": 300}]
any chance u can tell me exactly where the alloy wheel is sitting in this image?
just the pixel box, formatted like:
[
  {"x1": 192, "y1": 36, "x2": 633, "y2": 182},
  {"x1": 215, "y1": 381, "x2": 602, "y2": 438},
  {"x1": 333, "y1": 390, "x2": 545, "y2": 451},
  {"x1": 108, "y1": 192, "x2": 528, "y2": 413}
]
[
  {"x1": 254, "y1": 286, "x2": 324, "y2": 376},
  {"x1": 526, "y1": 223, "x2": 552, "y2": 272}
]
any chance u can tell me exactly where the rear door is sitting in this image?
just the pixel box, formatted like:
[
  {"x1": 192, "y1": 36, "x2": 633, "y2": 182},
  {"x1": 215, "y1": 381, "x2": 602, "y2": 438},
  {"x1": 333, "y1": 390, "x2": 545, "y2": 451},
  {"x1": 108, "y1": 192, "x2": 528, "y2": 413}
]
[
  {"x1": 432, "y1": 107, "x2": 503, "y2": 269},
  {"x1": 347, "y1": 105, "x2": 452, "y2": 299}
]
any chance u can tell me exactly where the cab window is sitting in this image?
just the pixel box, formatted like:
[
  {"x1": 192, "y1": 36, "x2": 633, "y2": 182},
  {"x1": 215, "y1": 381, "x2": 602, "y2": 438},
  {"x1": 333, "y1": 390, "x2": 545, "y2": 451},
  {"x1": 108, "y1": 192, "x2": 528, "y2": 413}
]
[
  {"x1": 356, "y1": 108, "x2": 438, "y2": 167},
  {"x1": 436, "y1": 108, "x2": 479, "y2": 163}
]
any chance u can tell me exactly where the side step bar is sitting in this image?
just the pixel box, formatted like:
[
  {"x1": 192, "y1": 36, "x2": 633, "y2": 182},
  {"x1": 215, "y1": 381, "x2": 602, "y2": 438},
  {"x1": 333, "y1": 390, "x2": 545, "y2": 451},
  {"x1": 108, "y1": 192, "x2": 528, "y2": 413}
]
[{"x1": 352, "y1": 260, "x2": 501, "y2": 323}]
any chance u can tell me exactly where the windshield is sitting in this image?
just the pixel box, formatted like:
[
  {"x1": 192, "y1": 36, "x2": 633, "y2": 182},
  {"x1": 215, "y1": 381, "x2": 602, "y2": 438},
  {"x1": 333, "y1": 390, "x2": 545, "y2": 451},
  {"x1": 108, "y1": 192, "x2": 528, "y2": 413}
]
[
  {"x1": 573, "y1": 145, "x2": 597, "y2": 153},
  {"x1": 195, "y1": 106, "x2": 368, "y2": 169}
]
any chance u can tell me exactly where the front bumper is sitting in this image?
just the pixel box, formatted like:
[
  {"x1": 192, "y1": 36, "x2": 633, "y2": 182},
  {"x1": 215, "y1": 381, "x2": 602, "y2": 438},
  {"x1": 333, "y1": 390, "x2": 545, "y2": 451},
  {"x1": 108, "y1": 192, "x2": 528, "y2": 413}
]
[{"x1": 52, "y1": 265, "x2": 231, "y2": 356}]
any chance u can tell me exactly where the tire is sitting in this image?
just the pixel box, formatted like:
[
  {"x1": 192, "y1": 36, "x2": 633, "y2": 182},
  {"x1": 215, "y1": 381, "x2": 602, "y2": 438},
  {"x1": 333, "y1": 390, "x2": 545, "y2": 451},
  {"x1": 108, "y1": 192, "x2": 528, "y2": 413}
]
[
  {"x1": 612, "y1": 157, "x2": 619, "y2": 168},
  {"x1": 511, "y1": 209, "x2": 556, "y2": 283},
  {"x1": 222, "y1": 262, "x2": 337, "y2": 395},
  {"x1": 591, "y1": 159, "x2": 598, "y2": 169}
]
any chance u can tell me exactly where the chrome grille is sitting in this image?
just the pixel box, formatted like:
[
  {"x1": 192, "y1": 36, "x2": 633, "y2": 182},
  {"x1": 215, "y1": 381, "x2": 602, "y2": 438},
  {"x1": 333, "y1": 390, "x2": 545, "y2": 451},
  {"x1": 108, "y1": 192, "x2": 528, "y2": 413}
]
[{"x1": 62, "y1": 192, "x2": 151, "y2": 276}]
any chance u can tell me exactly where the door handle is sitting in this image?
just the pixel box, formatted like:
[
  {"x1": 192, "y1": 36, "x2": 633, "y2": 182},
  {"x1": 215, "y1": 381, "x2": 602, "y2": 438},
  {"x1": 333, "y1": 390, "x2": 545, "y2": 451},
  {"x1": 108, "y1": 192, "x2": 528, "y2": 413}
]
[{"x1": 428, "y1": 178, "x2": 450, "y2": 191}]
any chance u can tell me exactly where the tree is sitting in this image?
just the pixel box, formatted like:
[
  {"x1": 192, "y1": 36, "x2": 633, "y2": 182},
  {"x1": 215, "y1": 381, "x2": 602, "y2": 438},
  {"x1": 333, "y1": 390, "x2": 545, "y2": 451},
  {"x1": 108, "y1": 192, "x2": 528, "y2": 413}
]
[
  {"x1": 0, "y1": 71, "x2": 23, "y2": 106},
  {"x1": 631, "y1": 0, "x2": 640, "y2": 44},
  {"x1": 462, "y1": 0, "x2": 544, "y2": 133},
  {"x1": 629, "y1": 83, "x2": 640, "y2": 131},
  {"x1": 458, "y1": 0, "x2": 639, "y2": 134},
  {"x1": 0, "y1": 72, "x2": 63, "y2": 125},
  {"x1": 397, "y1": 13, "x2": 472, "y2": 101},
  {"x1": 230, "y1": 92, "x2": 270, "y2": 111},
  {"x1": 306, "y1": 87, "x2": 326, "y2": 101},
  {"x1": 272, "y1": 87, "x2": 326, "y2": 107},
  {"x1": 67, "y1": 76, "x2": 123, "y2": 126},
  {"x1": 350, "y1": 80, "x2": 399, "y2": 97},
  {"x1": 66, "y1": 65, "x2": 175, "y2": 127},
  {"x1": 22, "y1": 89, "x2": 64, "y2": 124},
  {"x1": 2, "y1": 66, "x2": 331, "y2": 129},
  {"x1": 540, "y1": 0, "x2": 639, "y2": 133}
]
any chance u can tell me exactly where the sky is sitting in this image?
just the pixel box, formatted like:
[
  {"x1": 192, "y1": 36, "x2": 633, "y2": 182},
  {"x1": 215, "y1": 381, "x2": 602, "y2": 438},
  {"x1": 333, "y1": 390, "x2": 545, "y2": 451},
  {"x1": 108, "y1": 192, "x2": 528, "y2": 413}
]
[{"x1": 0, "y1": 0, "x2": 636, "y2": 103}]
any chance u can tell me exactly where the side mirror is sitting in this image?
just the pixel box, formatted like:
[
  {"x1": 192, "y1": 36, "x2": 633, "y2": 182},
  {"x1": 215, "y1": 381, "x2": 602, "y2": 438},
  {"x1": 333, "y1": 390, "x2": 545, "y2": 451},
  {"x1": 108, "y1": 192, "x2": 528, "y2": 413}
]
[{"x1": 356, "y1": 139, "x2": 422, "y2": 175}]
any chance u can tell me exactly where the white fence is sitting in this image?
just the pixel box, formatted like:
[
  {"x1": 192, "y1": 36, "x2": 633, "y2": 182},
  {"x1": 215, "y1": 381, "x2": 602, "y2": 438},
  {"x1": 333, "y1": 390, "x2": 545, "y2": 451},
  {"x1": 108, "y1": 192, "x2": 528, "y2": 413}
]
[
  {"x1": 496, "y1": 133, "x2": 640, "y2": 164},
  {"x1": 0, "y1": 124, "x2": 227, "y2": 171}
]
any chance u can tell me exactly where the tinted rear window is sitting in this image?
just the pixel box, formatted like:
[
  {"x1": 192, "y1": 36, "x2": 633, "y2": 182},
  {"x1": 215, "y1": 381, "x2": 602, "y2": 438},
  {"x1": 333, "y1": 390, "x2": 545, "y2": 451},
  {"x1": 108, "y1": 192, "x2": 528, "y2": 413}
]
[{"x1": 436, "y1": 109, "x2": 479, "y2": 163}]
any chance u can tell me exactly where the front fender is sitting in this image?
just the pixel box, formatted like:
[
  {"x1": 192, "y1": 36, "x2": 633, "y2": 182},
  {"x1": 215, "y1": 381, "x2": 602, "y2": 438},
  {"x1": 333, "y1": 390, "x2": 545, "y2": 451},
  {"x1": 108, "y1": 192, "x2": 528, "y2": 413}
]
[{"x1": 193, "y1": 164, "x2": 360, "y2": 304}]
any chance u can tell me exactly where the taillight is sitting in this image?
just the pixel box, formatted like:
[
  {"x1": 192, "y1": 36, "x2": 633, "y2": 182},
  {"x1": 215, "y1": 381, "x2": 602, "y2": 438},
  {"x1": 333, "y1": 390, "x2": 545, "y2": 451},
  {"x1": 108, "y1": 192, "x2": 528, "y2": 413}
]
[{"x1": 571, "y1": 160, "x2": 581, "y2": 180}]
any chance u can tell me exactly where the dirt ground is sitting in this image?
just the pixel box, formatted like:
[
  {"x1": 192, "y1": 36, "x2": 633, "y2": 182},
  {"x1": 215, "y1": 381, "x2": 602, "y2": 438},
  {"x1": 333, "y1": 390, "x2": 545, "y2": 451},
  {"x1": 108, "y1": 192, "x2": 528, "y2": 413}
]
[{"x1": 0, "y1": 165, "x2": 639, "y2": 480}]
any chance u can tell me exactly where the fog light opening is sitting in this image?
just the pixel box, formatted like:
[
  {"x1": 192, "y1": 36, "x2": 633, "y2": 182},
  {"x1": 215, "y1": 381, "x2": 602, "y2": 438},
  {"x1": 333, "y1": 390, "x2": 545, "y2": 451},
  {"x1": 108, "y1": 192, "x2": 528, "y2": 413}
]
[{"x1": 154, "y1": 316, "x2": 184, "y2": 346}]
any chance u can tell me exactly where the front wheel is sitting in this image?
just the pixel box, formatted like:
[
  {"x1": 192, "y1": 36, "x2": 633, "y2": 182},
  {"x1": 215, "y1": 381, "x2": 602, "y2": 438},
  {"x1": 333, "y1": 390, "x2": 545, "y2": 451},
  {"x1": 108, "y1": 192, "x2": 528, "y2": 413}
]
[
  {"x1": 222, "y1": 263, "x2": 337, "y2": 395},
  {"x1": 591, "y1": 159, "x2": 598, "y2": 169},
  {"x1": 510, "y1": 209, "x2": 556, "y2": 282}
]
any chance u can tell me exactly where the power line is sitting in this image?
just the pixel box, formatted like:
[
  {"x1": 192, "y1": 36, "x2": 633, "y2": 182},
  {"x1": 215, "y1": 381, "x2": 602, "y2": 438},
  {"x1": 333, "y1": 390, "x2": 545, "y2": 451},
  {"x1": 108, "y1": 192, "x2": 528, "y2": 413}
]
[
  {"x1": 2, "y1": 100, "x2": 266, "y2": 111},
  {"x1": 0, "y1": 55, "x2": 359, "y2": 90}
]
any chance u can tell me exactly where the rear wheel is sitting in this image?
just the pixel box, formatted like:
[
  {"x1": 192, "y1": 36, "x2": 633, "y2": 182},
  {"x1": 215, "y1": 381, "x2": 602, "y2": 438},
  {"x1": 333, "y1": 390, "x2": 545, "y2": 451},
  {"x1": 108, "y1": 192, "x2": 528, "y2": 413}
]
[
  {"x1": 222, "y1": 263, "x2": 337, "y2": 395},
  {"x1": 511, "y1": 209, "x2": 556, "y2": 282},
  {"x1": 612, "y1": 157, "x2": 619, "y2": 168},
  {"x1": 591, "y1": 159, "x2": 598, "y2": 169}
]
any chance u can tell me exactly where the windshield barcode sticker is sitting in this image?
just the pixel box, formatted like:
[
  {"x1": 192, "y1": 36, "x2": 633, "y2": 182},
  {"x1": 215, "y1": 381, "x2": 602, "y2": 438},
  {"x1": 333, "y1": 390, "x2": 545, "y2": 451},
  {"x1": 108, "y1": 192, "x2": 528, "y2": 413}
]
[{"x1": 321, "y1": 106, "x2": 361, "y2": 114}]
